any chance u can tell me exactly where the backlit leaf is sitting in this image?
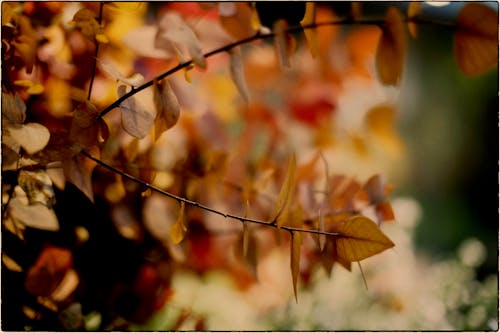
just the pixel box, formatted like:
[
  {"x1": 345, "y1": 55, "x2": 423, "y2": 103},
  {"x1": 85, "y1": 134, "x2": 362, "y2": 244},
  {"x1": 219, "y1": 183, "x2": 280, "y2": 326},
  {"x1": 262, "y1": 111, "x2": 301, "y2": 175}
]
[
  {"x1": 153, "y1": 79, "x2": 181, "y2": 137},
  {"x1": 70, "y1": 8, "x2": 108, "y2": 43},
  {"x1": 98, "y1": 59, "x2": 145, "y2": 87},
  {"x1": 155, "y1": 12, "x2": 206, "y2": 69},
  {"x1": 8, "y1": 197, "x2": 59, "y2": 231},
  {"x1": 270, "y1": 153, "x2": 297, "y2": 228},
  {"x1": 375, "y1": 6, "x2": 407, "y2": 85},
  {"x1": 170, "y1": 202, "x2": 187, "y2": 244},
  {"x1": 118, "y1": 85, "x2": 155, "y2": 138},
  {"x1": 8, "y1": 123, "x2": 50, "y2": 155},
  {"x1": 229, "y1": 46, "x2": 250, "y2": 104},
  {"x1": 300, "y1": 2, "x2": 318, "y2": 58},
  {"x1": 454, "y1": 3, "x2": 498, "y2": 76},
  {"x1": 330, "y1": 215, "x2": 394, "y2": 262}
]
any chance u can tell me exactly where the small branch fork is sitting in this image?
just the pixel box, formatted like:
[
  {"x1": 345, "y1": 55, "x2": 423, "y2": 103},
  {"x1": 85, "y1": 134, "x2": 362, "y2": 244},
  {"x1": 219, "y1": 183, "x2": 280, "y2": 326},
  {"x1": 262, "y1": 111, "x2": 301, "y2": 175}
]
[{"x1": 81, "y1": 150, "x2": 340, "y2": 238}]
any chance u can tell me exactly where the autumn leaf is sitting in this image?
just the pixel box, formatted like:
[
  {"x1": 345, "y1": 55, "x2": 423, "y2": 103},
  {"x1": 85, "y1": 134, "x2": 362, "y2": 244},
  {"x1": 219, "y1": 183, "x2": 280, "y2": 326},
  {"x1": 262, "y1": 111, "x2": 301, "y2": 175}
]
[
  {"x1": 63, "y1": 152, "x2": 96, "y2": 203},
  {"x1": 375, "y1": 6, "x2": 407, "y2": 85},
  {"x1": 24, "y1": 246, "x2": 72, "y2": 297},
  {"x1": 330, "y1": 215, "x2": 394, "y2": 262},
  {"x1": 170, "y1": 202, "x2": 187, "y2": 244},
  {"x1": 8, "y1": 197, "x2": 59, "y2": 231},
  {"x1": 14, "y1": 79, "x2": 44, "y2": 95},
  {"x1": 7, "y1": 123, "x2": 50, "y2": 155},
  {"x1": 273, "y1": 19, "x2": 293, "y2": 68},
  {"x1": 18, "y1": 170, "x2": 55, "y2": 207},
  {"x1": 235, "y1": 223, "x2": 258, "y2": 279},
  {"x1": 153, "y1": 79, "x2": 181, "y2": 138},
  {"x1": 270, "y1": 153, "x2": 297, "y2": 228},
  {"x1": 118, "y1": 85, "x2": 155, "y2": 139},
  {"x1": 155, "y1": 12, "x2": 206, "y2": 69},
  {"x1": 300, "y1": 2, "x2": 318, "y2": 58},
  {"x1": 98, "y1": 59, "x2": 145, "y2": 87},
  {"x1": 454, "y1": 3, "x2": 498, "y2": 76},
  {"x1": 229, "y1": 46, "x2": 250, "y2": 104},
  {"x1": 218, "y1": 2, "x2": 256, "y2": 40},
  {"x1": 70, "y1": 8, "x2": 108, "y2": 43}
]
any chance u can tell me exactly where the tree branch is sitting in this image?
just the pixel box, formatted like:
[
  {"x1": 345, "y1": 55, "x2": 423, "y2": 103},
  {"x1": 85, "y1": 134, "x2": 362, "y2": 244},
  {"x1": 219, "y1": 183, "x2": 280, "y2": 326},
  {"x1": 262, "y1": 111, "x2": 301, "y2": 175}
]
[{"x1": 80, "y1": 149, "x2": 341, "y2": 238}]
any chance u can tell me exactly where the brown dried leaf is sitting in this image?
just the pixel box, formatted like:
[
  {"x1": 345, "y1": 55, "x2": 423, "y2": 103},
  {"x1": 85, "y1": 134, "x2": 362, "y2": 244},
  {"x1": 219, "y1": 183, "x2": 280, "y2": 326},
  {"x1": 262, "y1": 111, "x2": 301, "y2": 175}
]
[
  {"x1": 290, "y1": 230, "x2": 302, "y2": 303},
  {"x1": 270, "y1": 153, "x2": 297, "y2": 228},
  {"x1": 118, "y1": 85, "x2": 155, "y2": 138},
  {"x1": 454, "y1": 3, "x2": 498, "y2": 76},
  {"x1": 229, "y1": 46, "x2": 250, "y2": 104},
  {"x1": 375, "y1": 6, "x2": 407, "y2": 85},
  {"x1": 153, "y1": 79, "x2": 181, "y2": 137},
  {"x1": 63, "y1": 153, "x2": 96, "y2": 203}
]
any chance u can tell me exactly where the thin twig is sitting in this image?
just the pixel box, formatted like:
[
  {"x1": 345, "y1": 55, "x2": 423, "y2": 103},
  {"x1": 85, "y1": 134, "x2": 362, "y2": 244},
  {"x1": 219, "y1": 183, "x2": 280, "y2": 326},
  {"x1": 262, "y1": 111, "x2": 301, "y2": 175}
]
[
  {"x1": 96, "y1": 15, "x2": 457, "y2": 120},
  {"x1": 81, "y1": 149, "x2": 341, "y2": 238}
]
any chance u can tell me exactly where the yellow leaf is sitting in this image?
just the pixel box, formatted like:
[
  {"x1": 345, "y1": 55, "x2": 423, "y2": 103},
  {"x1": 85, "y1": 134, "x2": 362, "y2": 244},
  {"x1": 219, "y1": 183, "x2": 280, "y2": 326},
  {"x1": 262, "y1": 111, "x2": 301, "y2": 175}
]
[
  {"x1": 454, "y1": 3, "x2": 498, "y2": 76},
  {"x1": 375, "y1": 6, "x2": 407, "y2": 85},
  {"x1": 330, "y1": 215, "x2": 394, "y2": 262},
  {"x1": 2, "y1": 254, "x2": 23, "y2": 272},
  {"x1": 170, "y1": 202, "x2": 187, "y2": 244},
  {"x1": 270, "y1": 153, "x2": 296, "y2": 228},
  {"x1": 407, "y1": 2, "x2": 422, "y2": 38},
  {"x1": 95, "y1": 33, "x2": 109, "y2": 44},
  {"x1": 290, "y1": 230, "x2": 302, "y2": 303},
  {"x1": 300, "y1": 2, "x2": 318, "y2": 58}
]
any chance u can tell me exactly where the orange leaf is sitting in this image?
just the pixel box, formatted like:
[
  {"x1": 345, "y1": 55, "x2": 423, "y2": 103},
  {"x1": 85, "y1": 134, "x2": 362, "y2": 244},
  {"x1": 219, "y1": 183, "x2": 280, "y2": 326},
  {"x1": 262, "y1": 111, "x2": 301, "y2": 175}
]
[
  {"x1": 219, "y1": 3, "x2": 256, "y2": 40},
  {"x1": 365, "y1": 104, "x2": 403, "y2": 156},
  {"x1": 375, "y1": 6, "x2": 407, "y2": 85},
  {"x1": 454, "y1": 3, "x2": 498, "y2": 76},
  {"x1": 330, "y1": 215, "x2": 394, "y2": 262},
  {"x1": 270, "y1": 153, "x2": 297, "y2": 228},
  {"x1": 153, "y1": 79, "x2": 181, "y2": 138},
  {"x1": 300, "y1": 2, "x2": 318, "y2": 58},
  {"x1": 170, "y1": 201, "x2": 187, "y2": 244}
]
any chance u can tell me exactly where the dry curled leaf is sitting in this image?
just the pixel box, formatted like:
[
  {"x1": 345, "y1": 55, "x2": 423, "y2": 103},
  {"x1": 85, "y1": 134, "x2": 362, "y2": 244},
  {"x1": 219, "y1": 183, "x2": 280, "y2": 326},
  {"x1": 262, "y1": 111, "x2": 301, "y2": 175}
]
[
  {"x1": 375, "y1": 6, "x2": 407, "y2": 85},
  {"x1": 454, "y1": 3, "x2": 498, "y2": 76},
  {"x1": 229, "y1": 46, "x2": 250, "y2": 104}
]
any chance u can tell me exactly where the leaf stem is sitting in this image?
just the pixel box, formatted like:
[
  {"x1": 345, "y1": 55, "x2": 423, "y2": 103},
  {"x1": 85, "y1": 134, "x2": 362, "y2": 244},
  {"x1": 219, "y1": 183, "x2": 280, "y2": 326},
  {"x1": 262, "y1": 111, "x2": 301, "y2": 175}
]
[{"x1": 80, "y1": 149, "x2": 341, "y2": 238}]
